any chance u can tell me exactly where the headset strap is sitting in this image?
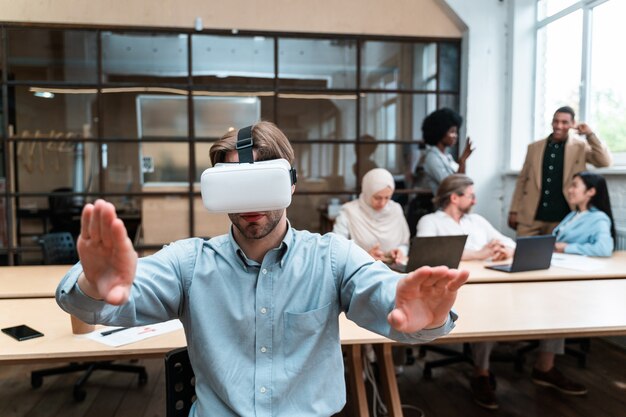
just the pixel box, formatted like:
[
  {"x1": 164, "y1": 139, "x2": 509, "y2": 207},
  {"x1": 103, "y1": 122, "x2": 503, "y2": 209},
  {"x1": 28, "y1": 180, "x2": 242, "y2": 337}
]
[
  {"x1": 290, "y1": 168, "x2": 297, "y2": 185},
  {"x1": 236, "y1": 125, "x2": 254, "y2": 164},
  {"x1": 236, "y1": 124, "x2": 297, "y2": 184}
]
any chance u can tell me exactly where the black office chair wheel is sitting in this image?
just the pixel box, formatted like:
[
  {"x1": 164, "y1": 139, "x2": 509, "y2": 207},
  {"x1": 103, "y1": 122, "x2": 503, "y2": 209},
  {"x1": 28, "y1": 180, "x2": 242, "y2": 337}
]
[
  {"x1": 138, "y1": 371, "x2": 148, "y2": 385},
  {"x1": 405, "y1": 348, "x2": 416, "y2": 366},
  {"x1": 418, "y1": 346, "x2": 427, "y2": 358},
  {"x1": 73, "y1": 387, "x2": 87, "y2": 402},
  {"x1": 489, "y1": 372, "x2": 497, "y2": 390},
  {"x1": 31, "y1": 374, "x2": 43, "y2": 389}
]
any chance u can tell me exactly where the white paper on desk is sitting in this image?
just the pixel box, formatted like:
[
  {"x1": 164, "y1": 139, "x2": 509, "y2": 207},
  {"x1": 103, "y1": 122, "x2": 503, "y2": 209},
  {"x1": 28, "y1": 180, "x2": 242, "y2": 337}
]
[
  {"x1": 84, "y1": 319, "x2": 183, "y2": 347},
  {"x1": 551, "y1": 253, "x2": 604, "y2": 271}
]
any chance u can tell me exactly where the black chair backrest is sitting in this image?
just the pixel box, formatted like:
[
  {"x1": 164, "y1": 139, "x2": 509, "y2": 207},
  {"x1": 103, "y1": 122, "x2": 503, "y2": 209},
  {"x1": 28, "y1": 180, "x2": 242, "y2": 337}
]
[
  {"x1": 165, "y1": 347, "x2": 196, "y2": 417},
  {"x1": 40, "y1": 232, "x2": 78, "y2": 265},
  {"x1": 406, "y1": 193, "x2": 434, "y2": 237},
  {"x1": 48, "y1": 187, "x2": 81, "y2": 238}
]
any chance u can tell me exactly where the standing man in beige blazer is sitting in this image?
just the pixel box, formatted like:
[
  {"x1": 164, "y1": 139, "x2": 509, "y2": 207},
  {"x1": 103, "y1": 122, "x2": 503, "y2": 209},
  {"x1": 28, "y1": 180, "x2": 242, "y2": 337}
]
[
  {"x1": 509, "y1": 106, "x2": 612, "y2": 236},
  {"x1": 506, "y1": 106, "x2": 611, "y2": 399}
]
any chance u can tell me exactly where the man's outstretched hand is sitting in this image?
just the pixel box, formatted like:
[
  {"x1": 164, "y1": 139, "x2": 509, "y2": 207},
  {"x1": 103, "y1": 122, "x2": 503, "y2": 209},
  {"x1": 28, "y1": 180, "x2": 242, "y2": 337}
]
[
  {"x1": 388, "y1": 266, "x2": 469, "y2": 333},
  {"x1": 76, "y1": 199, "x2": 137, "y2": 305}
]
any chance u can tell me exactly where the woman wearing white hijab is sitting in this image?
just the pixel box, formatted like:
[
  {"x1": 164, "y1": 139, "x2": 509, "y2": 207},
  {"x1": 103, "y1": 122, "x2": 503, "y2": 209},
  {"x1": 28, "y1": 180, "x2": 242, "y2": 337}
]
[{"x1": 333, "y1": 168, "x2": 411, "y2": 264}]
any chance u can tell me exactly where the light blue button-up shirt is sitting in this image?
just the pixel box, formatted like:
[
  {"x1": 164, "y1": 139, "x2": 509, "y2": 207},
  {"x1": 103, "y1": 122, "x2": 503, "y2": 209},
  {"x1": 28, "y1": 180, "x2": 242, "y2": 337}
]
[{"x1": 57, "y1": 225, "x2": 456, "y2": 417}]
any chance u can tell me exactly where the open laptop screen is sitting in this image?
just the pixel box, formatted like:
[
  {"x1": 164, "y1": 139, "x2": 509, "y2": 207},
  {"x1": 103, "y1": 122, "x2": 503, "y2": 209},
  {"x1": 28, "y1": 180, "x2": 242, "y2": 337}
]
[
  {"x1": 485, "y1": 235, "x2": 556, "y2": 273},
  {"x1": 403, "y1": 235, "x2": 468, "y2": 272}
]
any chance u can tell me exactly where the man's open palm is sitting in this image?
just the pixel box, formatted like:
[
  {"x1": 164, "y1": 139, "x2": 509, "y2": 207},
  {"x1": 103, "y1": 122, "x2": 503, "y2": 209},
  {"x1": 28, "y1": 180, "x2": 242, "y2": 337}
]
[
  {"x1": 77, "y1": 200, "x2": 137, "y2": 305},
  {"x1": 388, "y1": 266, "x2": 468, "y2": 333}
]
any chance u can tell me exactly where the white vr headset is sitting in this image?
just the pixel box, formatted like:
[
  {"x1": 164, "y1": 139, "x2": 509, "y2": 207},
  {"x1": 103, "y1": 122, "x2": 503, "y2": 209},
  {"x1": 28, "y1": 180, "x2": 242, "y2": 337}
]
[{"x1": 200, "y1": 125, "x2": 297, "y2": 213}]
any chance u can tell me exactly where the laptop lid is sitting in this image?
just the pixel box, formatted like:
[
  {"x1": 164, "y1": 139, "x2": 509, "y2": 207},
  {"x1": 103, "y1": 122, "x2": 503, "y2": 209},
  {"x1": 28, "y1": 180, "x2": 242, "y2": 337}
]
[
  {"x1": 506, "y1": 235, "x2": 556, "y2": 272},
  {"x1": 405, "y1": 235, "x2": 468, "y2": 272}
]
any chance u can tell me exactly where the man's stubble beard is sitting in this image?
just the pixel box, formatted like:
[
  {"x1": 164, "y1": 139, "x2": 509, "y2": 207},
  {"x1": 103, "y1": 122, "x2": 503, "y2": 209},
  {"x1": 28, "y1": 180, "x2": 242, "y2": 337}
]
[{"x1": 229, "y1": 209, "x2": 284, "y2": 240}]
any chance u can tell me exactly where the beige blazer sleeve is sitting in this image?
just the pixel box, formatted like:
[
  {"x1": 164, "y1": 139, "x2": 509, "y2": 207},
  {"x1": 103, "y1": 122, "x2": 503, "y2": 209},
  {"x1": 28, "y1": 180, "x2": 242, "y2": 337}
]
[
  {"x1": 509, "y1": 143, "x2": 533, "y2": 214},
  {"x1": 584, "y1": 133, "x2": 612, "y2": 167}
]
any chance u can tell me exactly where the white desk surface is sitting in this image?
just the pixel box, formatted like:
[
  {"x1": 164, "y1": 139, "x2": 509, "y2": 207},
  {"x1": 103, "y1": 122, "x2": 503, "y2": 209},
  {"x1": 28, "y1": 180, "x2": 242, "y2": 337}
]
[
  {"x1": 3, "y1": 279, "x2": 626, "y2": 364},
  {"x1": 3, "y1": 251, "x2": 626, "y2": 299},
  {"x1": 0, "y1": 298, "x2": 187, "y2": 364},
  {"x1": 460, "y1": 250, "x2": 626, "y2": 284},
  {"x1": 339, "y1": 278, "x2": 626, "y2": 344}
]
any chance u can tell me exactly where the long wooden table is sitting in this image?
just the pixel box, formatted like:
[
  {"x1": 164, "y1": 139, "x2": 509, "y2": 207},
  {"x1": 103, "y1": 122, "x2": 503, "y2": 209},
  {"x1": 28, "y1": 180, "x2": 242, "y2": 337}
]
[
  {"x1": 0, "y1": 265, "x2": 70, "y2": 298},
  {"x1": 3, "y1": 251, "x2": 626, "y2": 299},
  {"x1": 3, "y1": 279, "x2": 626, "y2": 416},
  {"x1": 3, "y1": 255, "x2": 626, "y2": 417},
  {"x1": 460, "y1": 251, "x2": 626, "y2": 284}
]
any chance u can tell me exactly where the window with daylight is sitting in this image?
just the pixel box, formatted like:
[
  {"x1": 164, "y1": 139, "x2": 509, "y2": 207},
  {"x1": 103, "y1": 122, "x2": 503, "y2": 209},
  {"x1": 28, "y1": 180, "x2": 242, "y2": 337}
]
[{"x1": 535, "y1": 0, "x2": 626, "y2": 164}]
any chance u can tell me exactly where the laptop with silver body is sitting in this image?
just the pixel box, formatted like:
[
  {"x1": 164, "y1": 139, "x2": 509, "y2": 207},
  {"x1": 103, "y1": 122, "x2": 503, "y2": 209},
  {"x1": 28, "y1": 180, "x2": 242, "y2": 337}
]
[{"x1": 485, "y1": 235, "x2": 556, "y2": 273}]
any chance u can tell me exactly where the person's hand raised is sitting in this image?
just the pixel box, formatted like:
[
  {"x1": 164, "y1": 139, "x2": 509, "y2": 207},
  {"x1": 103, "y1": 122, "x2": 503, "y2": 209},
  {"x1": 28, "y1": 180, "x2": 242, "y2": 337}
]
[
  {"x1": 388, "y1": 266, "x2": 468, "y2": 333},
  {"x1": 459, "y1": 137, "x2": 475, "y2": 164},
  {"x1": 575, "y1": 123, "x2": 593, "y2": 136},
  {"x1": 77, "y1": 199, "x2": 137, "y2": 305}
]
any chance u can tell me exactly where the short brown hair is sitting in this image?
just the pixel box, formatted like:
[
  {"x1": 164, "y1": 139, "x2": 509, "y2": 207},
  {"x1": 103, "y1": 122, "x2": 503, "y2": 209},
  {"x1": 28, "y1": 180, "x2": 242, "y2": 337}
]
[
  {"x1": 433, "y1": 174, "x2": 474, "y2": 209},
  {"x1": 209, "y1": 121, "x2": 295, "y2": 165}
]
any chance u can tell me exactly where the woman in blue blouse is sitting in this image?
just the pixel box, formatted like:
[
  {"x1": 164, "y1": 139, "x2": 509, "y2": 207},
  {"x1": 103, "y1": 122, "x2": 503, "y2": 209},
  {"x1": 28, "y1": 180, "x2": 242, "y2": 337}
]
[{"x1": 553, "y1": 171, "x2": 615, "y2": 257}]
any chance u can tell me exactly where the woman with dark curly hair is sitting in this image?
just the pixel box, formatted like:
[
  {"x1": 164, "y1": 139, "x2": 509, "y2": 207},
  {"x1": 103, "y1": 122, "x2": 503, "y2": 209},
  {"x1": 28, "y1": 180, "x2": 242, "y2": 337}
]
[{"x1": 421, "y1": 108, "x2": 474, "y2": 193}]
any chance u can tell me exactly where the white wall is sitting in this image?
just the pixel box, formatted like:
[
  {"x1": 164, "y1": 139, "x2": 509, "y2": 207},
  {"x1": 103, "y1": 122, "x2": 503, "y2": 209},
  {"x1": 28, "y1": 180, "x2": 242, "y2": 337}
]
[
  {"x1": 443, "y1": 0, "x2": 509, "y2": 229},
  {"x1": 446, "y1": 0, "x2": 626, "y2": 236}
]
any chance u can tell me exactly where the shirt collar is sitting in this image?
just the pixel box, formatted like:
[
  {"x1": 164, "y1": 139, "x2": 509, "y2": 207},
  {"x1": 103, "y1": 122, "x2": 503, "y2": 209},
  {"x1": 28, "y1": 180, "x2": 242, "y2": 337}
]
[
  {"x1": 548, "y1": 134, "x2": 568, "y2": 146},
  {"x1": 227, "y1": 220, "x2": 294, "y2": 271},
  {"x1": 438, "y1": 209, "x2": 467, "y2": 222}
]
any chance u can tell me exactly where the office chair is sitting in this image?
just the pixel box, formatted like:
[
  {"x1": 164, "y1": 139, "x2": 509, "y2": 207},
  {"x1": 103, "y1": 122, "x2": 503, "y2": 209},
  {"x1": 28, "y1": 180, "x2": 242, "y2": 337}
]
[
  {"x1": 406, "y1": 192, "x2": 434, "y2": 238},
  {"x1": 165, "y1": 347, "x2": 196, "y2": 417},
  {"x1": 31, "y1": 232, "x2": 148, "y2": 402},
  {"x1": 418, "y1": 342, "x2": 532, "y2": 379},
  {"x1": 48, "y1": 188, "x2": 81, "y2": 240},
  {"x1": 39, "y1": 232, "x2": 78, "y2": 265}
]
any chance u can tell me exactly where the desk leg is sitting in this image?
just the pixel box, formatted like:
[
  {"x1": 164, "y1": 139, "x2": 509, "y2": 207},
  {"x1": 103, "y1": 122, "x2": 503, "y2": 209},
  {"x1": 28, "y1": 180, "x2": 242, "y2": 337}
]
[
  {"x1": 373, "y1": 344, "x2": 403, "y2": 417},
  {"x1": 344, "y1": 344, "x2": 370, "y2": 417}
]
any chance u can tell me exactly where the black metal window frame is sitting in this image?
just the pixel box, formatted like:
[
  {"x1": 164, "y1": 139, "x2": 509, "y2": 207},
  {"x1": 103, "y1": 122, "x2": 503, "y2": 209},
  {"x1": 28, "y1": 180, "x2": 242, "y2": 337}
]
[{"x1": 0, "y1": 23, "x2": 461, "y2": 264}]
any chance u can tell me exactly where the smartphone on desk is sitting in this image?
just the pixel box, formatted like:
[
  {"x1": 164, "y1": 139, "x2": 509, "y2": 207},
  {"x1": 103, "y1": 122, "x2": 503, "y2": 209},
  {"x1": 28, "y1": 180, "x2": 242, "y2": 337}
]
[{"x1": 2, "y1": 324, "x2": 44, "y2": 341}]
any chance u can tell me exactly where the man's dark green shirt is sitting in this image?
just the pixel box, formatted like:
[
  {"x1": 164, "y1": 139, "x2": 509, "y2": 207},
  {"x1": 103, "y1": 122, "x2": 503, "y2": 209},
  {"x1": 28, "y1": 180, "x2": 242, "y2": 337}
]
[{"x1": 535, "y1": 136, "x2": 571, "y2": 222}]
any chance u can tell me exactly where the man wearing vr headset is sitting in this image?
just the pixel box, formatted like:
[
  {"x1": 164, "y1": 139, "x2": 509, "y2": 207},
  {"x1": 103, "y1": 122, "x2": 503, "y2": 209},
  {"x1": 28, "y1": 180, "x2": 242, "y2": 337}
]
[{"x1": 56, "y1": 121, "x2": 468, "y2": 417}]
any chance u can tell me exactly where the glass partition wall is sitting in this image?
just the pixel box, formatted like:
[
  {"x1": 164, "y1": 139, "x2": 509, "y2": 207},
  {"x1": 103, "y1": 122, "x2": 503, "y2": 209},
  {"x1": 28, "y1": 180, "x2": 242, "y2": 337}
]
[{"x1": 0, "y1": 25, "x2": 461, "y2": 264}]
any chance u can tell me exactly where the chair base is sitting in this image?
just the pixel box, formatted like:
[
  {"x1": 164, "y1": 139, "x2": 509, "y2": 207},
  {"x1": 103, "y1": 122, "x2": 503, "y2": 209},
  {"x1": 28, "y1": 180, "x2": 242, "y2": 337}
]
[
  {"x1": 420, "y1": 344, "x2": 473, "y2": 379},
  {"x1": 420, "y1": 342, "x2": 537, "y2": 378},
  {"x1": 31, "y1": 361, "x2": 148, "y2": 402}
]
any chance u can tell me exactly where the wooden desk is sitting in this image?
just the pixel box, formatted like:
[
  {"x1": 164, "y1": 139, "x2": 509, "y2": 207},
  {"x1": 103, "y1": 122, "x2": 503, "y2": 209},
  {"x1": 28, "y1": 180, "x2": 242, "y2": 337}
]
[
  {"x1": 461, "y1": 250, "x2": 626, "y2": 284},
  {"x1": 4, "y1": 251, "x2": 624, "y2": 300},
  {"x1": 0, "y1": 298, "x2": 385, "y2": 416},
  {"x1": 0, "y1": 298, "x2": 187, "y2": 365},
  {"x1": 339, "y1": 279, "x2": 626, "y2": 344},
  {"x1": 339, "y1": 279, "x2": 626, "y2": 416},
  {"x1": 4, "y1": 279, "x2": 626, "y2": 417},
  {"x1": 0, "y1": 265, "x2": 69, "y2": 299}
]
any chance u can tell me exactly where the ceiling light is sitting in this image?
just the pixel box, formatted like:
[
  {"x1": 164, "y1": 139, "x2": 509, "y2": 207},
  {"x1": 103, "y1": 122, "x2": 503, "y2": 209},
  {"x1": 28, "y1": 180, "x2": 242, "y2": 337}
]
[{"x1": 34, "y1": 91, "x2": 54, "y2": 99}]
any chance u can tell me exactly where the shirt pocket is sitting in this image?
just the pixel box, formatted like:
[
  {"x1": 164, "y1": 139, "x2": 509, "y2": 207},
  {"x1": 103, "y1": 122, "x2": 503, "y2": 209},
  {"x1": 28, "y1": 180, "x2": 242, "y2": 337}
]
[{"x1": 283, "y1": 302, "x2": 335, "y2": 374}]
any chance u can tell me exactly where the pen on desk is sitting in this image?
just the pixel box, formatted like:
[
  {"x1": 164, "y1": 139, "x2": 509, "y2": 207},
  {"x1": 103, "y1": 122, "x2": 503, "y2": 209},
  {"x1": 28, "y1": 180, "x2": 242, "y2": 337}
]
[{"x1": 100, "y1": 328, "x2": 128, "y2": 337}]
